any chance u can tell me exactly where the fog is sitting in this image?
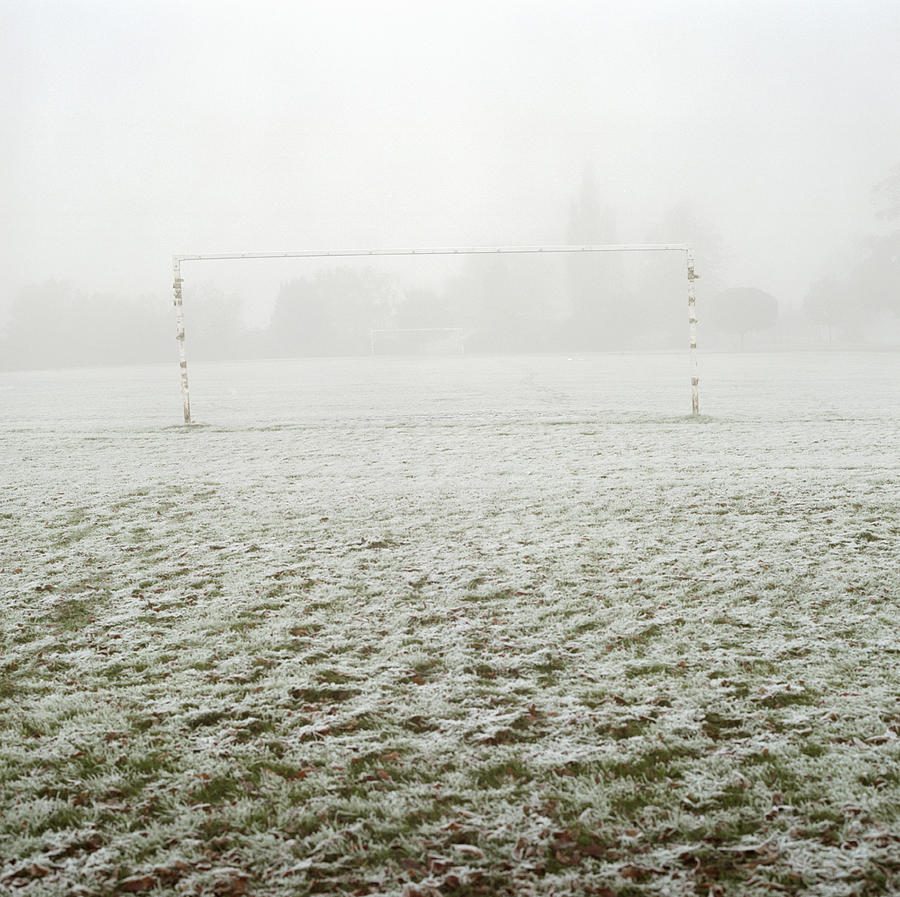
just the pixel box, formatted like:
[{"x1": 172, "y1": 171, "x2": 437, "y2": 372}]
[
  {"x1": 5, "y1": 5, "x2": 900, "y2": 888},
  {"x1": 2, "y1": 0, "x2": 899, "y2": 367}
]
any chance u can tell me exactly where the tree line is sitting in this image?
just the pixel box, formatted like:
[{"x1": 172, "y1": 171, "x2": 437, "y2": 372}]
[{"x1": 2, "y1": 168, "x2": 898, "y2": 370}]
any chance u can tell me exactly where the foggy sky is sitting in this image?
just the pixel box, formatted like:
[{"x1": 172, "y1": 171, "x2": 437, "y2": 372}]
[{"x1": 3, "y1": 0, "x2": 899, "y2": 318}]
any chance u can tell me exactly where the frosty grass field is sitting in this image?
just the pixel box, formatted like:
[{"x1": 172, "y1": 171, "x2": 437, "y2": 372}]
[{"x1": 1, "y1": 352, "x2": 898, "y2": 897}]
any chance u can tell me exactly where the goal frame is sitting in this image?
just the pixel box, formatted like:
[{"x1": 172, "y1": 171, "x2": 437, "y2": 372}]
[{"x1": 171, "y1": 244, "x2": 700, "y2": 424}]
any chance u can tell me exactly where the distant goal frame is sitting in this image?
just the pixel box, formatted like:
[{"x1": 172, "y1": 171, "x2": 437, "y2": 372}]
[{"x1": 171, "y1": 244, "x2": 700, "y2": 424}]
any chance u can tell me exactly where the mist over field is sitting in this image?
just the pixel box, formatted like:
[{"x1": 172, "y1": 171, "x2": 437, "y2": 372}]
[
  {"x1": 2, "y1": 0, "x2": 900, "y2": 369},
  {"x1": 2, "y1": 4, "x2": 900, "y2": 897}
]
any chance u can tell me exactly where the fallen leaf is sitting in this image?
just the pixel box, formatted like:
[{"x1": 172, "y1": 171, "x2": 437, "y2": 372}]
[
  {"x1": 154, "y1": 860, "x2": 191, "y2": 884},
  {"x1": 621, "y1": 864, "x2": 652, "y2": 881},
  {"x1": 22, "y1": 864, "x2": 51, "y2": 879},
  {"x1": 399, "y1": 858, "x2": 426, "y2": 875},
  {"x1": 212, "y1": 870, "x2": 249, "y2": 896},
  {"x1": 119, "y1": 874, "x2": 158, "y2": 892}
]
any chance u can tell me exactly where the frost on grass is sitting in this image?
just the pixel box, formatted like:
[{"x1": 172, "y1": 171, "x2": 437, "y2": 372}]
[{"x1": 1, "y1": 357, "x2": 899, "y2": 896}]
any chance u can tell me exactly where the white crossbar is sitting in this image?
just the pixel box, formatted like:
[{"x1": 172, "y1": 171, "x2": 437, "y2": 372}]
[{"x1": 174, "y1": 244, "x2": 689, "y2": 262}]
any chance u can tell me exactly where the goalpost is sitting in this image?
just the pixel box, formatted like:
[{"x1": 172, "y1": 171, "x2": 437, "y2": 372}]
[{"x1": 172, "y1": 244, "x2": 700, "y2": 424}]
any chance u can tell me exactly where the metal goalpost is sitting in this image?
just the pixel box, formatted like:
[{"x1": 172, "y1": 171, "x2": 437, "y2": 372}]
[{"x1": 172, "y1": 243, "x2": 700, "y2": 424}]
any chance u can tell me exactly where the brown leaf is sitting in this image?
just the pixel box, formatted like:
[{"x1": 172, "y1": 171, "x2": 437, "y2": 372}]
[
  {"x1": 119, "y1": 874, "x2": 158, "y2": 892},
  {"x1": 621, "y1": 864, "x2": 651, "y2": 881},
  {"x1": 513, "y1": 836, "x2": 538, "y2": 859},
  {"x1": 24, "y1": 864, "x2": 51, "y2": 879},
  {"x1": 154, "y1": 860, "x2": 191, "y2": 884},
  {"x1": 399, "y1": 858, "x2": 426, "y2": 875},
  {"x1": 427, "y1": 856, "x2": 451, "y2": 874},
  {"x1": 52, "y1": 833, "x2": 103, "y2": 858},
  {"x1": 212, "y1": 872, "x2": 249, "y2": 896},
  {"x1": 2, "y1": 864, "x2": 40, "y2": 883},
  {"x1": 452, "y1": 844, "x2": 485, "y2": 860}
]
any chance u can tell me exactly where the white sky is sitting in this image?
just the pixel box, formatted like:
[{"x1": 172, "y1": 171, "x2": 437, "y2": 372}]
[{"x1": 3, "y1": 0, "x2": 899, "y2": 313}]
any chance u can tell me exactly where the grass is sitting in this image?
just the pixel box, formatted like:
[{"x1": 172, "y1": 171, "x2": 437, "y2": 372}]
[
  {"x1": 0, "y1": 635, "x2": 894, "y2": 897},
  {"x1": 49, "y1": 597, "x2": 95, "y2": 631},
  {"x1": 2, "y1": 376, "x2": 899, "y2": 896}
]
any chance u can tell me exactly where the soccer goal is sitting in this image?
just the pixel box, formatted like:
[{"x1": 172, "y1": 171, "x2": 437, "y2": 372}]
[{"x1": 171, "y1": 244, "x2": 700, "y2": 424}]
